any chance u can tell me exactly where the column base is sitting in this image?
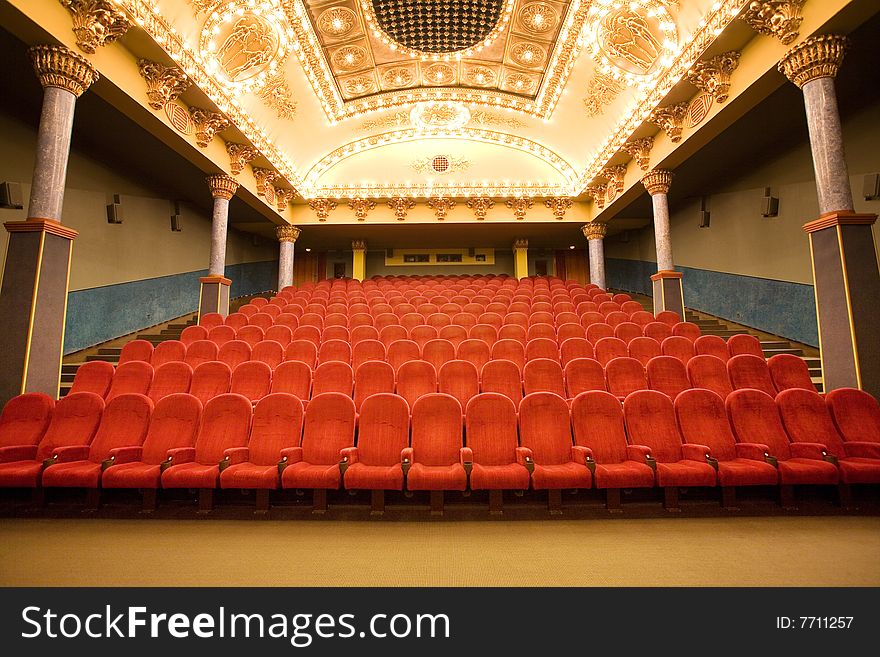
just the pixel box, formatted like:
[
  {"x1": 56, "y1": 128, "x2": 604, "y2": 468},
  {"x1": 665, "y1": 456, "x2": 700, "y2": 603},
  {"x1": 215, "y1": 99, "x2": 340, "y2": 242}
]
[
  {"x1": 650, "y1": 270, "x2": 684, "y2": 318},
  {"x1": 803, "y1": 211, "x2": 879, "y2": 397},
  {"x1": 0, "y1": 219, "x2": 77, "y2": 405},
  {"x1": 199, "y1": 275, "x2": 231, "y2": 319}
]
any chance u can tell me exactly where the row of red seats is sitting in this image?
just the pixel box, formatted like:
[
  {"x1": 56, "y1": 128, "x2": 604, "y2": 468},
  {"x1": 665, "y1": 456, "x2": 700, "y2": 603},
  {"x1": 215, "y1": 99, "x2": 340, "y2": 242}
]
[{"x1": 2, "y1": 387, "x2": 877, "y2": 512}]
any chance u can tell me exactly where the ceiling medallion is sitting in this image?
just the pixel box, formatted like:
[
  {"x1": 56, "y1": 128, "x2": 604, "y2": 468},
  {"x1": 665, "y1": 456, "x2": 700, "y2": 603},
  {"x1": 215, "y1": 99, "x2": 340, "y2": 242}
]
[
  {"x1": 510, "y1": 42, "x2": 546, "y2": 68},
  {"x1": 422, "y1": 63, "x2": 457, "y2": 85},
  {"x1": 410, "y1": 101, "x2": 472, "y2": 132},
  {"x1": 318, "y1": 7, "x2": 357, "y2": 38},
  {"x1": 382, "y1": 66, "x2": 416, "y2": 88},
  {"x1": 504, "y1": 72, "x2": 536, "y2": 93},
  {"x1": 331, "y1": 45, "x2": 368, "y2": 72},
  {"x1": 466, "y1": 65, "x2": 498, "y2": 87},
  {"x1": 362, "y1": 1, "x2": 516, "y2": 59},
  {"x1": 198, "y1": 0, "x2": 293, "y2": 92},
  {"x1": 518, "y1": 2, "x2": 559, "y2": 35},
  {"x1": 342, "y1": 75, "x2": 376, "y2": 96}
]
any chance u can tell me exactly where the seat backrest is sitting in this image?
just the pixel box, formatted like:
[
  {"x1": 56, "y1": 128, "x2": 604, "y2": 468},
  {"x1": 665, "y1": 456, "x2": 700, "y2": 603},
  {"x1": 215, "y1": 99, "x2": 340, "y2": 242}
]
[
  {"x1": 523, "y1": 358, "x2": 565, "y2": 397},
  {"x1": 292, "y1": 325, "x2": 321, "y2": 346},
  {"x1": 248, "y1": 393, "x2": 304, "y2": 465},
  {"x1": 285, "y1": 340, "x2": 318, "y2": 368},
  {"x1": 409, "y1": 325, "x2": 439, "y2": 350},
  {"x1": 661, "y1": 336, "x2": 695, "y2": 365},
  {"x1": 350, "y1": 325, "x2": 379, "y2": 344},
  {"x1": 655, "y1": 311, "x2": 680, "y2": 326},
  {"x1": 87, "y1": 393, "x2": 153, "y2": 462},
  {"x1": 356, "y1": 393, "x2": 410, "y2": 466},
  {"x1": 189, "y1": 361, "x2": 232, "y2": 406},
  {"x1": 180, "y1": 325, "x2": 208, "y2": 346},
  {"x1": 564, "y1": 358, "x2": 606, "y2": 397},
  {"x1": 318, "y1": 339, "x2": 352, "y2": 365},
  {"x1": 687, "y1": 355, "x2": 733, "y2": 399},
  {"x1": 694, "y1": 335, "x2": 729, "y2": 361},
  {"x1": 0, "y1": 393, "x2": 54, "y2": 448},
  {"x1": 643, "y1": 321, "x2": 672, "y2": 343},
  {"x1": 479, "y1": 360, "x2": 523, "y2": 407},
  {"x1": 236, "y1": 325, "x2": 265, "y2": 348},
  {"x1": 422, "y1": 339, "x2": 455, "y2": 374},
  {"x1": 141, "y1": 393, "x2": 201, "y2": 464},
  {"x1": 675, "y1": 389, "x2": 737, "y2": 461},
  {"x1": 768, "y1": 354, "x2": 814, "y2": 392},
  {"x1": 198, "y1": 312, "x2": 223, "y2": 330},
  {"x1": 672, "y1": 322, "x2": 701, "y2": 342},
  {"x1": 265, "y1": 325, "x2": 293, "y2": 347},
  {"x1": 628, "y1": 336, "x2": 661, "y2": 366},
  {"x1": 629, "y1": 310, "x2": 654, "y2": 327},
  {"x1": 559, "y1": 337, "x2": 592, "y2": 367},
  {"x1": 464, "y1": 393, "x2": 519, "y2": 466},
  {"x1": 556, "y1": 322, "x2": 585, "y2": 344},
  {"x1": 224, "y1": 313, "x2": 248, "y2": 331},
  {"x1": 525, "y1": 337, "x2": 558, "y2": 362},
  {"x1": 426, "y1": 313, "x2": 452, "y2": 329},
  {"x1": 301, "y1": 393, "x2": 356, "y2": 465},
  {"x1": 526, "y1": 323, "x2": 556, "y2": 342},
  {"x1": 727, "y1": 334, "x2": 764, "y2": 358},
  {"x1": 270, "y1": 360, "x2": 311, "y2": 399},
  {"x1": 490, "y1": 339, "x2": 525, "y2": 372},
  {"x1": 387, "y1": 339, "x2": 421, "y2": 372},
  {"x1": 457, "y1": 339, "x2": 491, "y2": 371},
  {"x1": 646, "y1": 355, "x2": 690, "y2": 399},
  {"x1": 604, "y1": 311, "x2": 628, "y2": 328},
  {"x1": 36, "y1": 392, "x2": 105, "y2": 460},
  {"x1": 312, "y1": 361, "x2": 354, "y2": 396},
  {"x1": 438, "y1": 325, "x2": 468, "y2": 348},
  {"x1": 825, "y1": 388, "x2": 880, "y2": 443},
  {"x1": 518, "y1": 392, "x2": 572, "y2": 466},
  {"x1": 726, "y1": 389, "x2": 792, "y2": 459},
  {"x1": 230, "y1": 361, "x2": 272, "y2": 402},
  {"x1": 438, "y1": 360, "x2": 479, "y2": 410},
  {"x1": 274, "y1": 314, "x2": 299, "y2": 332},
  {"x1": 777, "y1": 388, "x2": 847, "y2": 457},
  {"x1": 251, "y1": 340, "x2": 284, "y2": 369},
  {"x1": 411, "y1": 394, "x2": 462, "y2": 466},
  {"x1": 353, "y1": 361, "x2": 396, "y2": 410},
  {"x1": 148, "y1": 362, "x2": 192, "y2": 403},
  {"x1": 396, "y1": 361, "x2": 437, "y2": 409},
  {"x1": 605, "y1": 357, "x2": 648, "y2": 399},
  {"x1": 622, "y1": 390, "x2": 683, "y2": 463},
  {"x1": 248, "y1": 314, "x2": 274, "y2": 332},
  {"x1": 498, "y1": 324, "x2": 526, "y2": 344},
  {"x1": 106, "y1": 361, "x2": 154, "y2": 402},
  {"x1": 570, "y1": 390, "x2": 628, "y2": 464},
  {"x1": 151, "y1": 340, "x2": 186, "y2": 368},
  {"x1": 352, "y1": 339, "x2": 386, "y2": 371},
  {"x1": 614, "y1": 322, "x2": 643, "y2": 345},
  {"x1": 193, "y1": 393, "x2": 252, "y2": 464},
  {"x1": 727, "y1": 354, "x2": 776, "y2": 396},
  {"x1": 119, "y1": 339, "x2": 153, "y2": 365},
  {"x1": 587, "y1": 324, "x2": 616, "y2": 346},
  {"x1": 469, "y1": 324, "x2": 498, "y2": 348},
  {"x1": 217, "y1": 340, "x2": 252, "y2": 370},
  {"x1": 70, "y1": 361, "x2": 115, "y2": 397},
  {"x1": 185, "y1": 340, "x2": 219, "y2": 369},
  {"x1": 594, "y1": 337, "x2": 628, "y2": 366}
]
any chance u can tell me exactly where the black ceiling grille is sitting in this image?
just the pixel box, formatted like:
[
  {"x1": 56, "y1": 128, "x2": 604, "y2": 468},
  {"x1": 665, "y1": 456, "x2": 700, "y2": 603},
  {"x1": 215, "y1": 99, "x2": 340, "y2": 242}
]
[{"x1": 371, "y1": 1, "x2": 506, "y2": 54}]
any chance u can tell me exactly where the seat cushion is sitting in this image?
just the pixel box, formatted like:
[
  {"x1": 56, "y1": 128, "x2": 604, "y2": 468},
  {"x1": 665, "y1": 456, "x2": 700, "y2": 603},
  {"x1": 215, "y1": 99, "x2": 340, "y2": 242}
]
[
  {"x1": 469, "y1": 463, "x2": 530, "y2": 490},
  {"x1": 219, "y1": 463, "x2": 279, "y2": 490},
  {"x1": 161, "y1": 463, "x2": 220, "y2": 489},
  {"x1": 777, "y1": 458, "x2": 839, "y2": 485},
  {"x1": 655, "y1": 460, "x2": 717, "y2": 487},
  {"x1": 531, "y1": 461, "x2": 591, "y2": 490},
  {"x1": 839, "y1": 457, "x2": 880, "y2": 485},
  {"x1": 0, "y1": 461, "x2": 43, "y2": 488},
  {"x1": 406, "y1": 463, "x2": 467, "y2": 491},
  {"x1": 594, "y1": 461, "x2": 655, "y2": 489},
  {"x1": 343, "y1": 463, "x2": 404, "y2": 490},
  {"x1": 716, "y1": 458, "x2": 779, "y2": 487},
  {"x1": 102, "y1": 462, "x2": 162, "y2": 489},
  {"x1": 281, "y1": 462, "x2": 341, "y2": 489},
  {"x1": 41, "y1": 461, "x2": 102, "y2": 488}
]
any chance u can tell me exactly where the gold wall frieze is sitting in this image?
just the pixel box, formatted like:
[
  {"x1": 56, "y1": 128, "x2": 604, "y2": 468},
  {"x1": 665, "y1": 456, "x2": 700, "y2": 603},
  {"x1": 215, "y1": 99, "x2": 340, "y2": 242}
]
[
  {"x1": 686, "y1": 51, "x2": 741, "y2": 103},
  {"x1": 506, "y1": 197, "x2": 534, "y2": 221},
  {"x1": 649, "y1": 101, "x2": 689, "y2": 143},
  {"x1": 742, "y1": 0, "x2": 806, "y2": 45},
  {"x1": 544, "y1": 196, "x2": 573, "y2": 220},
  {"x1": 387, "y1": 197, "x2": 416, "y2": 221},
  {"x1": 348, "y1": 198, "x2": 376, "y2": 221},
  {"x1": 59, "y1": 0, "x2": 131, "y2": 54},
  {"x1": 466, "y1": 197, "x2": 495, "y2": 221},
  {"x1": 427, "y1": 198, "x2": 456, "y2": 221},
  {"x1": 189, "y1": 106, "x2": 229, "y2": 147},
  {"x1": 583, "y1": 73, "x2": 625, "y2": 117},
  {"x1": 622, "y1": 137, "x2": 654, "y2": 171},
  {"x1": 258, "y1": 73, "x2": 298, "y2": 120},
  {"x1": 308, "y1": 198, "x2": 338, "y2": 221},
  {"x1": 137, "y1": 59, "x2": 190, "y2": 110}
]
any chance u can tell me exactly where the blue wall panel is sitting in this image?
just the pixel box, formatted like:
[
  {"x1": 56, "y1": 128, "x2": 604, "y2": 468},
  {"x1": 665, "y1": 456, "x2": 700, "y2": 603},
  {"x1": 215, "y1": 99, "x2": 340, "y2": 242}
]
[
  {"x1": 606, "y1": 258, "x2": 818, "y2": 346},
  {"x1": 64, "y1": 260, "x2": 277, "y2": 354}
]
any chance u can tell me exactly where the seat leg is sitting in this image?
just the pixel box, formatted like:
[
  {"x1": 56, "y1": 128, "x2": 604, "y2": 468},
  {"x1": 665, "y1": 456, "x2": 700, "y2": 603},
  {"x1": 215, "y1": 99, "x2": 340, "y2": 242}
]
[
  {"x1": 255, "y1": 489, "x2": 270, "y2": 514},
  {"x1": 370, "y1": 490, "x2": 385, "y2": 516},
  {"x1": 779, "y1": 484, "x2": 797, "y2": 510},
  {"x1": 312, "y1": 489, "x2": 328, "y2": 514},
  {"x1": 548, "y1": 489, "x2": 563, "y2": 515},
  {"x1": 663, "y1": 486, "x2": 680, "y2": 511},
  {"x1": 198, "y1": 488, "x2": 214, "y2": 513},
  {"x1": 720, "y1": 486, "x2": 738, "y2": 510},
  {"x1": 141, "y1": 488, "x2": 157, "y2": 513},
  {"x1": 85, "y1": 488, "x2": 100, "y2": 511},
  {"x1": 488, "y1": 490, "x2": 503, "y2": 516},
  {"x1": 430, "y1": 490, "x2": 444, "y2": 516},
  {"x1": 605, "y1": 488, "x2": 622, "y2": 512},
  {"x1": 838, "y1": 483, "x2": 853, "y2": 509}
]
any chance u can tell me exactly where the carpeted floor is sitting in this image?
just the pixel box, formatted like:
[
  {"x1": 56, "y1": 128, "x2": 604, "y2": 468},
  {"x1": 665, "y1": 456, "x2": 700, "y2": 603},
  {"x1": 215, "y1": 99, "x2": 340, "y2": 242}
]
[{"x1": 2, "y1": 516, "x2": 879, "y2": 586}]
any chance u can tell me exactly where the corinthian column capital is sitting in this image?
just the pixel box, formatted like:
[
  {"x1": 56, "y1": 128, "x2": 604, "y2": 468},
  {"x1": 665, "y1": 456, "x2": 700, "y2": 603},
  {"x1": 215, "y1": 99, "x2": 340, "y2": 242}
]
[
  {"x1": 29, "y1": 44, "x2": 98, "y2": 97},
  {"x1": 276, "y1": 225, "x2": 301, "y2": 243},
  {"x1": 778, "y1": 34, "x2": 849, "y2": 88},
  {"x1": 207, "y1": 174, "x2": 239, "y2": 200},
  {"x1": 581, "y1": 222, "x2": 607, "y2": 241},
  {"x1": 641, "y1": 169, "x2": 674, "y2": 196}
]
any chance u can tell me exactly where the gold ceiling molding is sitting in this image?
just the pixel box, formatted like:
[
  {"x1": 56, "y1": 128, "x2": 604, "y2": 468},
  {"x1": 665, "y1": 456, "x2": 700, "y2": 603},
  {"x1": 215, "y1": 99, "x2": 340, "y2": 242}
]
[
  {"x1": 585, "y1": 184, "x2": 607, "y2": 209},
  {"x1": 348, "y1": 198, "x2": 376, "y2": 221},
  {"x1": 189, "y1": 106, "x2": 229, "y2": 147},
  {"x1": 622, "y1": 137, "x2": 654, "y2": 172},
  {"x1": 387, "y1": 197, "x2": 416, "y2": 221},
  {"x1": 778, "y1": 34, "x2": 849, "y2": 88},
  {"x1": 257, "y1": 73, "x2": 298, "y2": 120},
  {"x1": 137, "y1": 59, "x2": 190, "y2": 110},
  {"x1": 544, "y1": 196, "x2": 573, "y2": 220},
  {"x1": 274, "y1": 187, "x2": 298, "y2": 212},
  {"x1": 276, "y1": 225, "x2": 301, "y2": 242},
  {"x1": 467, "y1": 197, "x2": 495, "y2": 220},
  {"x1": 308, "y1": 198, "x2": 338, "y2": 221},
  {"x1": 226, "y1": 142, "x2": 259, "y2": 175},
  {"x1": 252, "y1": 166, "x2": 281, "y2": 198},
  {"x1": 649, "y1": 101, "x2": 689, "y2": 143},
  {"x1": 206, "y1": 173, "x2": 239, "y2": 200},
  {"x1": 583, "y1": 73, "x2": 624, "y2": 117},
  {"x1": 358, "y1": 108, "x2": 524, "y2": 133},
  {"x1": 506, "y1": 197, "x2": 534, "y2": 220},
  {"x1": 29, "y1": 44, "x2": 98, "y2": 97},
  {"x1": 600, "y1": 165, "x2": 627, "y2": 203},
  {"x1": 187, "y1": 0, "x2": 222, "y2": 14},
  {"x1": 59, "y1": 0, "x2": 131, "y2": 54},
  {"x1": 742, "y1": 0, "x2": 806, "y2": 45},
  {"x1": 581, "y1": 222, "x2": 607, "y2": 240},
  {"x1": 686, "y1": 51, "x2": 741, "y2": 103},
  {"x1": 427, "y1": 198, "x2": 456, "y2": 221},
  {"x1": 641, "y1": 169, "x2": 674, "y2": 195},
  {"x1": 411, "y1": 155, "x2": 470, "y2": 177}
]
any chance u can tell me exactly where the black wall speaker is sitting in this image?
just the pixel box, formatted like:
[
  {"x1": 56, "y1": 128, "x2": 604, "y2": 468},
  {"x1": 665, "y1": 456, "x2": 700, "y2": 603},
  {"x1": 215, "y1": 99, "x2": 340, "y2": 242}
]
[
  {"x1": 106, "y1": 194, "x2": 123, "y2": 224},
  {"x1": 0, "y1": 181, "x2": 23, "y2": 209}
]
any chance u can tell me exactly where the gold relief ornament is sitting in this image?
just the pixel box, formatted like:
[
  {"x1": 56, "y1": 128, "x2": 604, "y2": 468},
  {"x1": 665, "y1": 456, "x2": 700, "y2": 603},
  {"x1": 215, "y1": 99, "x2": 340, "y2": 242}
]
[
  {"x1": 274, "y1": 187, "x2": 297, "y2": 213},
  {"x1": 506, "y1": 197, "x2": 534, "y2": 221},
  {"x1": 276, "y1": 225, "x2": 301, "y2": 242},
  {"x1": 187, "y1": 0, "x2": 223, "y2": 14},
  {"x1": 581, "y1": 222, "x2": 608, "y2": 241},
  {"x1": 742, "y1": 0, "x2": 806, "y2": 45},
  {"x1": 318, "y1": 7, "x2": 357, "y2": 38},
  {"x1": 622, "y1": 137, "x2": 654, "y2": 172},
  {"x1": 505, "y1": 73, "x2": 536, "y2": 94},
  {"x1": 252, "y1": 166, "x2": 280, "y2": 198},
  {"x1": 348, "y1": 198, "x2": 376, "y2": 221},
  {"x1": 641, "y1": 169, "x2": 674, "y2": 196},
  {"x1": 359, "y1": 111, "x2": 411, "y2": 132},
  {"x1": 778, "y1": 34, "x2": 848, "y2": 89},
  {"x1": 206, "y1": 174, "x2": 239, "y2": 200},
  {"x1": 544, "y1": 197, "x2": 573, "y2": 220},
  {"x1": 351, "y1": 239, "x2": 366, "y2": 251},
  {"x1": 513, "y1": 238, "x2": 529, "y2": 250},
  {"x1": 466, "y1": 197, "x2": 495, "y2": 221},
  {"x1": 585, "y1": 185, "x2": 607, "y2": 210},
  {"x1": 427, "y1": 198, "x2": 456, "y2": 221},
  {"x1": 510, "y1": 42, "x2": 546, "y2": 68},
  {"x1": 410, "y1": 101, "x2": 471, "y2": 131},
  {"x1": 467, "y1": 66, "x2": 497, "y2": 87},
  {"x1": 226, "y1": 142, "x2": 259, "y2": 176},
  {"x1": 332, "y1": 45, "x2": 368, "y2": 72},
  {"x1": 343, "y1": 75, "x2": 376, "y2": 96},
  {"x1": 601, "y1": 165, "x2": 628, "y2": 203},
  {"x1": 423, "y1": 63, "x2": 456, "y2": 86},
  {"x1": 583, "y1": 73, "x2": 624, "y2": 117},
  {"x1": 387, "y1": 197, "x2": 416, "y2": 221},
  {"x1": 308, "y1": 198, "x2": 337, "y2": 222},
  {"x1": 189, "y1": 107, "x2": 229, "y2": 148},
  {"x1": 468, "y1": 111, "x2": 524, "y2": 130},
  {"x1": 258, "y1": 73, "x2": 297, "y2": 120},
  {"x1": 137, "y1": 59, "x2": 190, "y2": 110},
  {"x1": 686, "y1": 51, "x2": 741, "y2": 103},
  {"x1": 411, "y1": 155, "x2": 470, "y2": 176},
  {"x1": 382, "y1": 67, "x2": 416, "y2": 89},
  {"x1": 519, "y1": 2, "x2": 558, "y2": 35},
  {"x1": 28, "y1": 44, "x2": 98, "y2": 97},
  {"x1": 59, "y1": 0, "x2": 131, "y2": 54},
  {"x1": 649, "y1": 101, "x2": 689, "y2": 142}
]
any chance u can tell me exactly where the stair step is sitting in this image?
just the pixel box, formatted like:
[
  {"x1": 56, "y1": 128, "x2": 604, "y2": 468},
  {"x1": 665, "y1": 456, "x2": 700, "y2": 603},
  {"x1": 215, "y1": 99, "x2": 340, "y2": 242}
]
[
  {"x1": 760, "y1": 341, "x2": 792, "y2": 349},
  {"x1": 762, "y1": 348, "x2": 804, "y2": 356},
  {"x1": 85, "y1": 354, "x2": 119, "y2": 363},
  {"x1": 61, "y1": 363, "x2": 84, "y2": 373},
  {"x1": 97, "y1": 347, "x2": 122, "y2": 356},
  {"x1": 60, "y1": 373, "x2": 76, "y2": 383}
]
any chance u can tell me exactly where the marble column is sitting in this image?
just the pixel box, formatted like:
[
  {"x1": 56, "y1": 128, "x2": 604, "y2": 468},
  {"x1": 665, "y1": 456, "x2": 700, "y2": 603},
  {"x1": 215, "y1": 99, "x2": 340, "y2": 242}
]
[
  {"x1": 512, "y1": 239, "x2": 529, "y2": 280},
  {"x1": 352, "y1": 240, "x2": 366, "y2": 282},
  {"x1": 641, "y1": 169, "x2": 684, "y2": 318},
  {"x1": 780, "y1": 35, "x2": 880, "y2": 397},
  {"x1": 199, "y1": 174, "x2": 238, "y2": 319},
  {"x1": 0, "y1": 45, "x2": 97, "y2": 405},
  {"x1": 581, "y1": 222, "x2": 607, "y2": 290},
  {"x1": 276, "y1": 225, "x2": 301, "y2": 291}
]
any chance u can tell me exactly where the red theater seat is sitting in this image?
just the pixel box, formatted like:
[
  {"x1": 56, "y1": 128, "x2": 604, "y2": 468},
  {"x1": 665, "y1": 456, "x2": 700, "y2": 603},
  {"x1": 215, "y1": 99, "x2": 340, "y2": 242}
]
[
  {"x1": 523, "y1": 358, "x2": 565, "y2": 397},
  {"x1": 672, "y1": 322, "x2": 701, "y2": 342},
  {"x1": 525, "y1": 337, "x2": 558, "y2": 362},
  {"x1": 312, "y1": 361, "x2": 353, "y2": 397},
  {"x1": 661, "y1": 336, "x2": 695, "y2": 365},
  {"x1": 198, "y1": 313, "x2": 223, "y2": 330},
  {"x1": 350, "y1": 325, "x2": 379, "y2": 345},
  {"x1": 318, "y1": 339, "x2": 352, "y2": 365},
  {"x1": 643, "y1": 321, "x2": 672, "y2": 343},
  {"x1": 646, "y1": 355, "x2": 690, "y2": 399},
  {"x1": 687, "y1": 355, "x2": 733, "y2": 399},
  {"x1": 106, "y1": 361, "x2": 153, "y2": 402},
  {"x1": 70, "y1": 361, "x2": 115, "y2": 398},
  {"x1": 469, "y1": 324, "x2": 498, "y2": 348},
  {"x1": 353, "y1": 361, "x2": 395, "y2": 410},
  {"x1": 655, "y1": 311, "x2": 680, "y2": 327},
  {"x1": 151, "y1": 340, "x2": 186, "y2": 368},
  {"x1": 438, "y1": 325, "x2": 468, "y2": 349},
  {"x1": 119, "y1": 339, "x2": 153, "y2": 364},
  {"x1": 285, "y1": 340, "x2": 318, "y2": 369},
  {"x1": 728, "y1": 354, "x2": 777, "y2": 396},
  {"x1": 605, "y1": 357, "x2": 648, "y2": 400},
  {"x1": 628, "y1": 336, "x2": 661, "y2": 366},
  {"x1": 825, "y1": 388, "x2": 880, "y2": 444},
  {"x1": 564, "y1": 358, "x2": 606, "y2": 398},
  {"x1": 594, "y1": 337, "x2": 627, "y2": 366},
  {"x1": 190, "y1": 361, "x2": 232, "y2": 405},
  {"x1": 439, "y1": 360, "x2": 479, "y2": 410},
  {"x1": 218, "y1": 340, "x2": 251, "y2": 370},
  {"x1": 480, "y1": 360, "x2": 523, "y2": 407},
  {"x1": 230, "y1": 361, "x2": 271, "y2": 403},
  {"x1": 236, "y1": 325, "x2": 265, "y2": 348},
  {"x1": 208, "y1": 325, "x2": 236, "y2": 346},
  {"x1": 0, "y1": 393, "x2": 54, "y2": 454},
  {"x1": 526, "y1": 323, "x2": 556, "y2": 342},
  {"x1": 387, "y1": 339, "x2": 421, "y2": 372},
  {"x1": 224, "y1": 313, "x2": 248, "y2": 332},
  {"x1": 728, "y1": 334, "x2": 764, "y2": 358},
  {"x1": 184, "y1": 340, "x2": 218, "y2": 369},
  {"x1": 396, "y1": 361, "x2": 437, "y2": 409},
  {"x1": 265, "y1": 325, "x2": 293, "y2": 347},
  {"x1": 180, "y1": 325, "x2": 208, "y2": 346},
  {"x1": 768, "y1": 354, "x2": 815, "y2": 392},
  {"x1": 405, "y1": 394, "x2": 466, "y2": 504},
  {"x1": 586, "y1": 323, "x2": 614, "y2": 344},
  {"x1": 271, "y1": 360, "x2": 312, "y2": 400},
  {"x1": 352, "y1": 339, "x2": 386, "y2": 371},
  {"x1": 410, "y1": 325, "x2": 439, "y2": 349},
  {"x1": 148, "y1": 362, "x2": 192, "y2": 403},
  {"x1": 695, "y1": 335, "x2": 729, "y2": 361},
  {"x1": 614, "y1": 322, "x2": 643, "y2": 345},
  {"x1": 251, "y1": 340, "x2": 284, "y2": 369},
  {"x1": 292, "y1": 325, "x2": 321, "y2": 346},
  {"x1": 559, "y1": 338, "x2": 593, "y2": 367}
]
